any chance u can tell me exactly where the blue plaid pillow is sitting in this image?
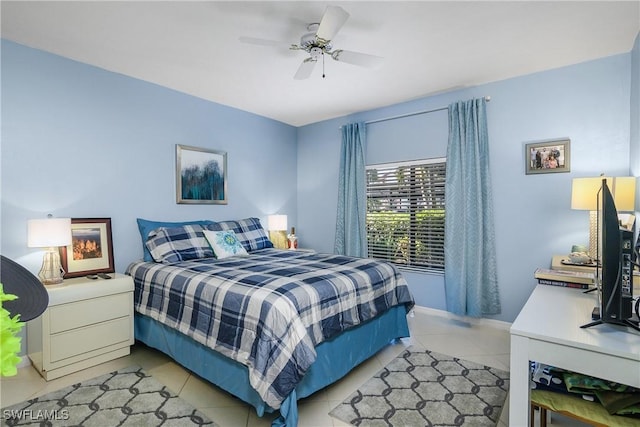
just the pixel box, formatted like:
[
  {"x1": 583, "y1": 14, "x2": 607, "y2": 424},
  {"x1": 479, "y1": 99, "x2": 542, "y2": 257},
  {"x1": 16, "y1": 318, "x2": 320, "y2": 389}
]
[
  {"x1": 207, "y1": 217, "x2": 273, "y2": 252},
  {"x1": 137, "y1": 218, "x2": 214, "y2": 262},
  {"x1": 146, "y1": 224, "x2": 214, "y2": 264}
]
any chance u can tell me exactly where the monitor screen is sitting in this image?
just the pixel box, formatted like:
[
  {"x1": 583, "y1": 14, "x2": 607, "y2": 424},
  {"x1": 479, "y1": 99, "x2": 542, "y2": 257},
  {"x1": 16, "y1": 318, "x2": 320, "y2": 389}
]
[{"x1": 598, "y1": 178, "x2": 634, "y2": 324}]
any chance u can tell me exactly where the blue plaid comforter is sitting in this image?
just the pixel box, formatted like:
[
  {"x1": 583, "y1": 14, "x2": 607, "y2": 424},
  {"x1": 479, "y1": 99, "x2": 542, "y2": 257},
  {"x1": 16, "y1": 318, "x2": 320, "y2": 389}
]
[{"x1": 126, "y1": 249, "x2": 414, "y2": 409}]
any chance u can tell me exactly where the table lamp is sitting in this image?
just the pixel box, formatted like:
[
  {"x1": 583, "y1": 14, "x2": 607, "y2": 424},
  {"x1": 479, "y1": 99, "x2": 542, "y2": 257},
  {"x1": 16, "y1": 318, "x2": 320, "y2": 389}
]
[
  {"x1": 571, "y1": 176, "x2": 636, "y2": 259},
  {"x1": 612, "y1": 177, "x2": 636, "y2": 211},
  {"x1": 27, "y1": 216, "x2": 72, "y2": 285},
  {"x1": 267, "y1": 214, "x2": 288, "y2": 249},
  {"x1": 613, "y1": 177, "x2": 636, "y2": 231}
]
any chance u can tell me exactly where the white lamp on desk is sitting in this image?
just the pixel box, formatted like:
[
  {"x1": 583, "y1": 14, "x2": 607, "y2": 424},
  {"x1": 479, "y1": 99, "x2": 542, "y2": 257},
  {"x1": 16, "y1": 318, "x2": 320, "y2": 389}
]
[
  {"x1": 571, "y1": 176, "x2": 636, "y2": 260},
  {"x1": 571, "y1": 177, "x2": 611, "y2": 260},
  {"x1": 611, "y1": 177, "x2": 636, "y2": 230}
]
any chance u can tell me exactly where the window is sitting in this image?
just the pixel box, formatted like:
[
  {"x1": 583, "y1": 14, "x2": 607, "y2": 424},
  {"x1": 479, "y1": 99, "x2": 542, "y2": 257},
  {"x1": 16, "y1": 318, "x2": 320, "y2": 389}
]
[{"x1": 366, "y1": 158, "x2": 446, "y2": 272}]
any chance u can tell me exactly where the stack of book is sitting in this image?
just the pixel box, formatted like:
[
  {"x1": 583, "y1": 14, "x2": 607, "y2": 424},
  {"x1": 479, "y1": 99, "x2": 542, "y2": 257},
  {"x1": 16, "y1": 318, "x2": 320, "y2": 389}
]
[{"x1": 534, "y1": 268, "x2": 595, "y2": 289}]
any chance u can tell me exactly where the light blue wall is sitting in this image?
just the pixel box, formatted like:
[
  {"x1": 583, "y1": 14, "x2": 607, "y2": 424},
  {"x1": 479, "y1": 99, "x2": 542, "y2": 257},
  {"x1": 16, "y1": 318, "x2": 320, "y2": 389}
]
[
  {"x1": 297, "y1": 53, "x2": 633, "y2": 322},
  {"x1": 2, "y1": 37, "x2": 637, "y2": 325},
  {"x1": 1, "y1": 40, "x2": 298, "y2": 274}
]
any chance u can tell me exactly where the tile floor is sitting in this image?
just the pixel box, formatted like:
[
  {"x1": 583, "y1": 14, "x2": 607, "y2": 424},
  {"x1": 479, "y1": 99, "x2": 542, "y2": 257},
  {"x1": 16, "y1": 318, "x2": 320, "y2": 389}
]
[{"x1": 1, "y1": 309, "x2": 588, "y2": 426}]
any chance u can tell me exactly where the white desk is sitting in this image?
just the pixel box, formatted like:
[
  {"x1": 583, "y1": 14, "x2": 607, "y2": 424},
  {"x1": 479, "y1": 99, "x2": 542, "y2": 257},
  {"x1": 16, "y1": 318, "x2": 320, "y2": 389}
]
[{"x1": 509, "y1": 285, "x2": 640, "y2": 426}]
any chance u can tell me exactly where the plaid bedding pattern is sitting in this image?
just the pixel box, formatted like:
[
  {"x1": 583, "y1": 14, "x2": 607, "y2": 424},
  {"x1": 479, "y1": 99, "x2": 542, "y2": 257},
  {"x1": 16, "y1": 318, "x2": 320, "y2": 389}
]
[{"x1": 127, "y1": 249, "x2": 414, "y2": 409}]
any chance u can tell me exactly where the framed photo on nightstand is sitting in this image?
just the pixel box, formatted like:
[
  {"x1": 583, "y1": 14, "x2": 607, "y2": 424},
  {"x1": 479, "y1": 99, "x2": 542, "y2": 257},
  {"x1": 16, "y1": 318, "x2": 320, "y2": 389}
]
[{"x1": 60, "y1": 218, "x2": 115, "y2": 278}]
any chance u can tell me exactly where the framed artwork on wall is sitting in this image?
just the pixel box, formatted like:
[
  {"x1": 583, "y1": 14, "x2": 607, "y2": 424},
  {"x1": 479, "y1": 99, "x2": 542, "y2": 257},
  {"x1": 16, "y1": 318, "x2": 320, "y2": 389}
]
[
  {"x1": 525, "y1": 139, "x2": 571, "y2": 175},
  {"x1": 176, "y1": 144, "x2": 227, "y2": 204},
  {"x1": 60, "y1": 218, "x2": 115, "y2": 278}
]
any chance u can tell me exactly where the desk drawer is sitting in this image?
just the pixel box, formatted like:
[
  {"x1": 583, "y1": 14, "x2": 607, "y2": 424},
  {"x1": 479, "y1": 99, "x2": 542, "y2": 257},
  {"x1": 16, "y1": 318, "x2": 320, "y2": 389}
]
[
  {"x1": 49, "y1": 316, "x2": 131, "y2": 363},
  {"x1": 49, "y1": 292, "x2": 131, "y2": 334}
]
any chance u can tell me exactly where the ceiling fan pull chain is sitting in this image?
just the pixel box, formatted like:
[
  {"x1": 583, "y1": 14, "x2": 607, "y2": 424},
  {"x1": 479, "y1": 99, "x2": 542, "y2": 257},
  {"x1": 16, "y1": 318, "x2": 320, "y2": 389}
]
[{"x1": 322, "y1": 53, "x2": 326, "y2": 79}]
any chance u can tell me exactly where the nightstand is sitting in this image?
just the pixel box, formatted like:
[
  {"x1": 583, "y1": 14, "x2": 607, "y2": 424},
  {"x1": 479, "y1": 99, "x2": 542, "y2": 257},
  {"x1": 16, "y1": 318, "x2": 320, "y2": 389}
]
[{"x1": 27, "y1": 273, "x2": 134, "y2": 380}]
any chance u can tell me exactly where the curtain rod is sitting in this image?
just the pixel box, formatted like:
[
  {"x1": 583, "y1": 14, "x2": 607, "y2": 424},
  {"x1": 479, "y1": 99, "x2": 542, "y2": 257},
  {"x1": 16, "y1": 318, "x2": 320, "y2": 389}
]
[{"x1": 340, "y1": 95, "x2": 491, "y2": 129}]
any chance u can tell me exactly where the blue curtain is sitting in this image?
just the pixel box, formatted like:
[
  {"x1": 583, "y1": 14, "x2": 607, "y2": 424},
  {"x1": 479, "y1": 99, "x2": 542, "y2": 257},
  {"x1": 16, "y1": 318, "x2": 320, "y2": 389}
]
[
  {"x1": 444, "y1": 98, "x2": 501, "y2": 317},
  {"x1": 334, "y1": 122, "x2": 367, "y2": 257}
]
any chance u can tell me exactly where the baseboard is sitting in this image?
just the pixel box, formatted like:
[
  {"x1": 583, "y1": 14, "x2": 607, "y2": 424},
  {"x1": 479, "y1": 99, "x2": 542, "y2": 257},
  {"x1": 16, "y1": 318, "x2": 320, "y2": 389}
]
[
  {"x1": 412, "y1": 305, "x2": 512, "y2": 331},
  {"x1": 16, "y1": 354, "x2": 32, "y2": 370}
]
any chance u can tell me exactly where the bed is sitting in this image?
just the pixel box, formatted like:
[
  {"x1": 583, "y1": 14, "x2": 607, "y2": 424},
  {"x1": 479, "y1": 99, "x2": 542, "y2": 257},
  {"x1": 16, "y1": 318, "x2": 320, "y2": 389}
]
[{"x1": 126, "y1": 218, "x2": 414, "y2": 426}]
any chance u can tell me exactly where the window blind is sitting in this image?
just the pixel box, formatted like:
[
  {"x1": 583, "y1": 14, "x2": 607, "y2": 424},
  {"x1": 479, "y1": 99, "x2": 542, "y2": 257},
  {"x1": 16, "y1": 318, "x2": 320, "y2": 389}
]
[{"x1": 366, "y1": 158, "x2": 446, "y2": 272}]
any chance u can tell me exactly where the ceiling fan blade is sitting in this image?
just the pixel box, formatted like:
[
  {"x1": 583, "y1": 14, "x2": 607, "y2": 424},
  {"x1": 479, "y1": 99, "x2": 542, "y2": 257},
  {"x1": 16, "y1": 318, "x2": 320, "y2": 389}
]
[
  {"x1": 238, "y1": 36, "x2": 292, "y2": 48},
  {"x1": 331, "y1": 50, "x2": 384, "y2": 68},
  {"x1": 316, "y1": 6, "x2": 350, "y2": 42},
  {"x1": 294, "y1": 58, "x2": 317, "y2": 80}
]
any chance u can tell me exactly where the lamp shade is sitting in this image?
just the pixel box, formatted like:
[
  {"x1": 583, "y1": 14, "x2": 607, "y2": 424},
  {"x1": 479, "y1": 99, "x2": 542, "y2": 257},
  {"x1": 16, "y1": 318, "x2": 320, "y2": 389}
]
[
  {"x1": 571, "y1": 177, "x2": 612, "y2": 211},
  {"x1": 267, "y1": 215, "x2": 288, "y2": 231},
  {"x1": 27, "y1": 217, "x2": 72, "y2": 248},
  {"x1": 613, "y1": 177, "x2": 636, "y2": 211}
]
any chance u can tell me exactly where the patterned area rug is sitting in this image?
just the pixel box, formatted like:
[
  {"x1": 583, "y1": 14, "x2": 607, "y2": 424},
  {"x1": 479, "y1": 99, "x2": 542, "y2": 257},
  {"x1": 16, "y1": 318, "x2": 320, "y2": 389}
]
[
  {"x1": 1, "y1": 366, "x2": 216, "y2": 426},
  {"x1": 330, "y1": 347, "x2": 509, "y2": 426}
]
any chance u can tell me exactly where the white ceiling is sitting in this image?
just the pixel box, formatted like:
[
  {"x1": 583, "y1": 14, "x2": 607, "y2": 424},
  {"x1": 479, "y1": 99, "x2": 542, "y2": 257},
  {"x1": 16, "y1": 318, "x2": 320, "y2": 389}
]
[{"x1": 2, "y1": 1, "x2": 639, "y2": 127}]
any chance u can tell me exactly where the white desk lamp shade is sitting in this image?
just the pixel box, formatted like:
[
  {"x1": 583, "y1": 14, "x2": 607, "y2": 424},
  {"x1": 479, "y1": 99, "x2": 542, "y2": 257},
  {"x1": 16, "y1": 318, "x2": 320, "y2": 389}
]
[
  {"x1": 612, "y1": 177, "x2": 636, "y2": 211},
  {"x1": 571, "y1": 177, "x2": 636, "y2": 211},
  {"x1": 27, "y1": 217, "x2": 72, "y2": 285},
  {"x1": 571, "y1": 177, "x2": 612, "y2": 210}
]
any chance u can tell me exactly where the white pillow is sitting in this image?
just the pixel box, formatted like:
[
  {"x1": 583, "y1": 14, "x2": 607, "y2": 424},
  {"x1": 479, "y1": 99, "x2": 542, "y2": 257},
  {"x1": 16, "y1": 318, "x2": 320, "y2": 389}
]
[{"x1": 203, "y1": 229, "x2": 248, "y2": 259}]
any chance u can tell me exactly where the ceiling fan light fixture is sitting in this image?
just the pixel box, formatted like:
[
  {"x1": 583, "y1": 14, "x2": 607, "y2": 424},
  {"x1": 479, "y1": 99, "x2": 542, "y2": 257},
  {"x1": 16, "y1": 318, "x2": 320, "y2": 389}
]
[
  {"x1": 309, "y1": 46, "x2": 323, "y2": 58},
  {"x1": 300, "y1": 32, "x2": 316, "y2": 49}
]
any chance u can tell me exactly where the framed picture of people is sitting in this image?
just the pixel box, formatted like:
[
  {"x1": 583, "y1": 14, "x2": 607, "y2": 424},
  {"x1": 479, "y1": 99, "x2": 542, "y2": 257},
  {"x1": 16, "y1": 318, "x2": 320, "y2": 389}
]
[{"x1": 525, "y1": 139, "x2": 571, "y2": 175}]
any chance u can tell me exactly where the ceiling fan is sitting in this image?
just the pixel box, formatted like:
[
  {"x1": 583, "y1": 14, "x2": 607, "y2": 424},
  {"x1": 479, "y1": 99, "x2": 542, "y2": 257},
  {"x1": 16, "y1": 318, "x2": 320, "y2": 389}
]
[{"x1": 239, "y1": 6, "x2": 383, "y2": 80}]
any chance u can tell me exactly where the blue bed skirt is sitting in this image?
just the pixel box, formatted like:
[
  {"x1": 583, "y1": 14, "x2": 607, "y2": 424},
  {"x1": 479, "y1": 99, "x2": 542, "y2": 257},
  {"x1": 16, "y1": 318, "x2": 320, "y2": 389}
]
[{"x1": 134, "y1": 305, "x2": 410, "y2": 426}]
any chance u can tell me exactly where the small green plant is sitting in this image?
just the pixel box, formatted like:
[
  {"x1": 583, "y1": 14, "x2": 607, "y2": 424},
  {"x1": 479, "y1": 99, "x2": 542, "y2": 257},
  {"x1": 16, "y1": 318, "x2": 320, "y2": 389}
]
[{"x1": 0, "y1": 283, "x2": 24, "y2": 377}]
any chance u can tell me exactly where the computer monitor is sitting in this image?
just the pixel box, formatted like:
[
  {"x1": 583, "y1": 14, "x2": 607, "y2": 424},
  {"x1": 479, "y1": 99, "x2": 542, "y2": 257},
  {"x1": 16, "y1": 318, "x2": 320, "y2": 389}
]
[
  {"x1": 581, "y1": 178, "x2": 638, "y2": 331},
  {"x1": 634, "y1": 230, "x2": 640, "y2": 269}
]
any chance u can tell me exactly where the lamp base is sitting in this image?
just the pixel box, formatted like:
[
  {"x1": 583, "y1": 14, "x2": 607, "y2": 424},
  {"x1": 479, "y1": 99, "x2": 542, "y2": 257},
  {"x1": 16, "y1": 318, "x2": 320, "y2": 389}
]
[
  {"x1": 40, "y1": 277, "x2": 64, "y2": 286},
  {"x1": 269, "y1": 231, "x2": 288, "y2": 250},
  {"x1": 38, "y1": 249, "x2": 65, "y2": 286},
  {"x1": 588, "y1": 210, "x2": 598, "y2": 261}
]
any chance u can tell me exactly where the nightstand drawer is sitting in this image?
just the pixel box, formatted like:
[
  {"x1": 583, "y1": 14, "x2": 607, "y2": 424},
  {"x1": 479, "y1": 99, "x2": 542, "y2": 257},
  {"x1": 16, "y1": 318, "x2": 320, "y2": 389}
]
[
  {"x1": 49, "y1": 292, "x2": 131, "y2": 334},
  {"x1": 49, "y1": 316, "x2": 131, "y2": 363}
]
